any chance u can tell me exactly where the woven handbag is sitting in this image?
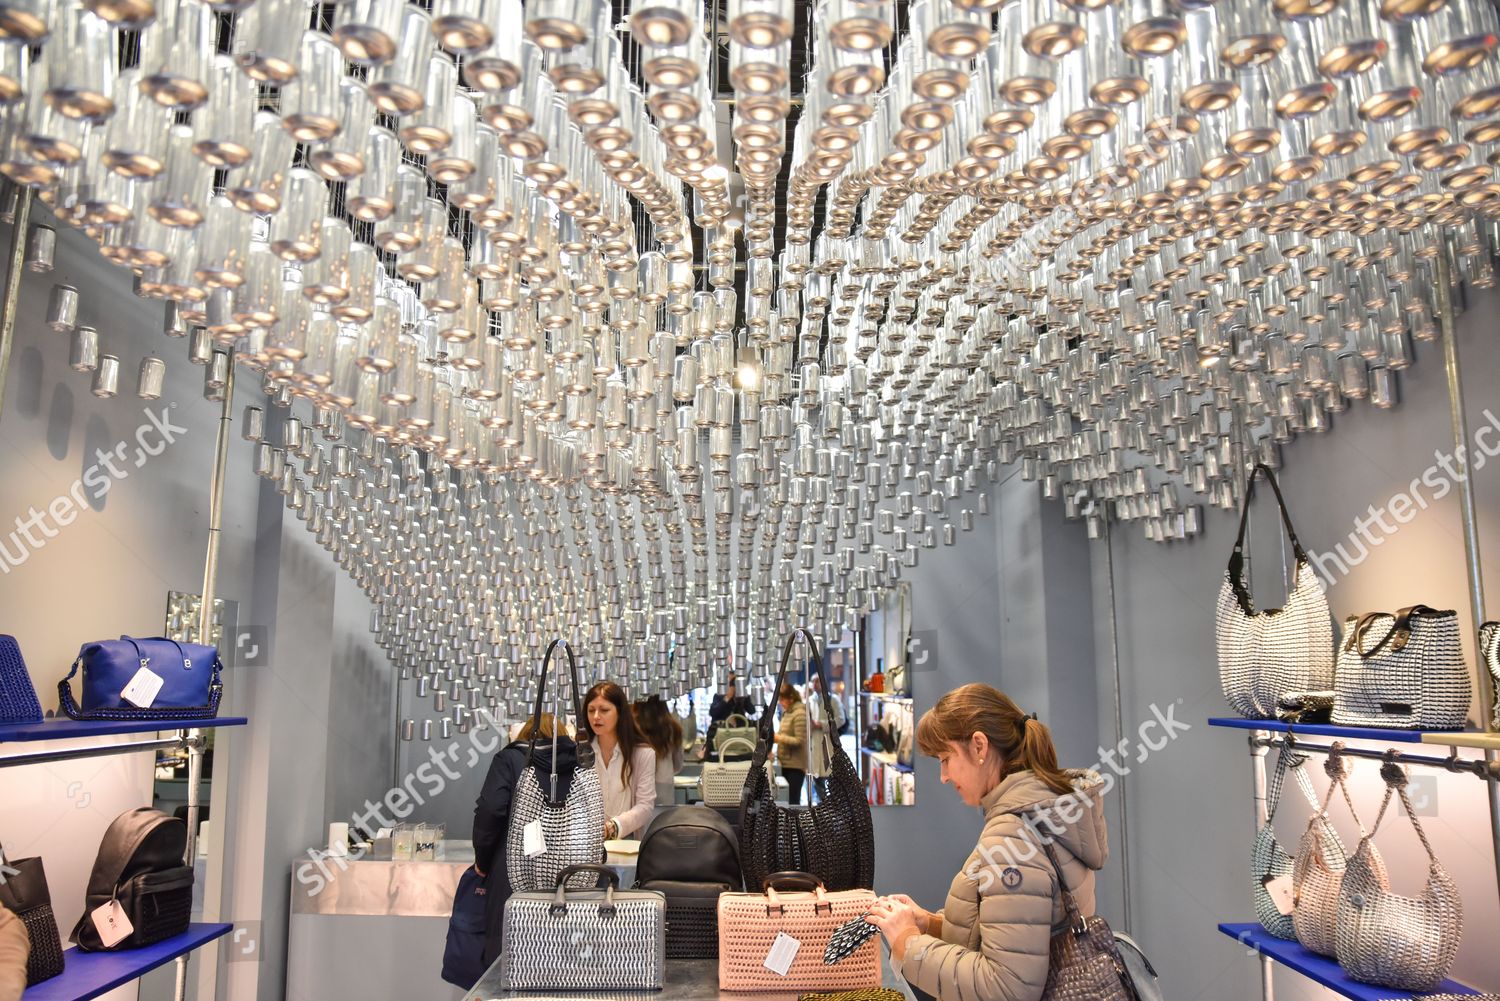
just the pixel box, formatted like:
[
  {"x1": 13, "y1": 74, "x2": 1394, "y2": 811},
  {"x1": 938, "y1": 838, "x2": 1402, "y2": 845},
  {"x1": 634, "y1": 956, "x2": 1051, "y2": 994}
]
[
  {"x1": 0, "y1": 843, "x2": 64, "y2": 985},
  {"x1": 1335, "y1": 758, "x2": 1463, "y2": 992},
  {"x1": 1252, "y1": 745, "x2": 1337, "y2": 940},
  {"x1": 1291, "y1": 743, "x2": 1377, "y2": 957},
  {"x1": 740, "y1": 629, "x2": 874, "y2": 894},
  {"x1": 700, "y1": 736, "x2": 761, "y2": 807},
  {"x1": 506, "y1": 640, "x2": 606, "y2": 895},
  {"x1": 715, "y1": 714, "x2": 758, "y2": 752},
  {"x1": 1478, "y1": 621, "x2": 1498, "y2": 730},
  {"x1": 1216, "y1": 465, "x2": 1336, "y2": 720},
  {"x1": 718, "y1": 872, "x2": 879, "y2": 992},
  {"x1": 1037, "y1": 839, "x2": 1139, "y2": 1001},
  {"x1": 499, "y1": 863, "x2": 666, "y2": 992},
  {"x1": 0, "y1": 635, "x2": 43, "y2": 725},
  {"x1": 799, "y1": 991, "x2": 904, "y2": 1001},
  {"x1": 1332, "y1": 605, "x2": 1470, "y2": 730}
]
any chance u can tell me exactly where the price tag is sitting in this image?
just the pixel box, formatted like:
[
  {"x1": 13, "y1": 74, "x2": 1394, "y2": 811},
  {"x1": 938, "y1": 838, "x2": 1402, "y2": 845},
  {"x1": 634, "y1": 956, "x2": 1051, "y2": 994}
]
[
  {"x1": 1262, "y1": 875, "x2": 1295, "y2": 916},
  {"x1": 121, "y1": 667, "x2": 164, "y2": 709},
  {"x1": 763, "y1": 931, "x2": 801, "y2": 976},
  {"x1": 91, "y1": 899, "x2": 133, "y2": 947},
  {"x1": 523, "y1": 819, "x2": 546, "y2": 858}
]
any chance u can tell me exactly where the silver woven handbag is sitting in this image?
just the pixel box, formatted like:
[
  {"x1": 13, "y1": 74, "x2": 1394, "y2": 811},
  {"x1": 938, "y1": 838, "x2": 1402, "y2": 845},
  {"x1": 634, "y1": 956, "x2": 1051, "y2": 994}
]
[
  {"x1": 699, "y1": 736, "x2": 759, "y2": 808},
  {"x1": 499, "y1": 863, "x2": 666, "y2": 992},
  {"x1": 1251, "y1": 745, "x2": 1332, "y2": 940},
  {"x1": 1481, "y1": 622, "x2": 1499, "y2": 731},
  {"x1": 506, "y1": 640, "x2": 606, "y2": 895},
  {"x1": 1291, "y1": 743, "x2": 1375, "y2": 958},
  {"x1": 1332, "y1": 605, "x2": 1470, "y2": 730},
  {"x1": 1216, "y1": 465, "x2": 1336, "y2": 720},
  {"x1": 1335, "y1": 757, "x2": 1463, "y2": 993}
]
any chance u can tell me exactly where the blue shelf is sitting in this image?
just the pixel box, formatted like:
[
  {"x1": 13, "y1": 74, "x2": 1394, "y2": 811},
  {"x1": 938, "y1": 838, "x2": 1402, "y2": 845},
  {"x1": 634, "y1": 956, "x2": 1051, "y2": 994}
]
[
  {"x1": 1219, "y1": 924, "x2": 1480, "y2": 999},
  {"x1": 860, "y1": 746, "x2": 914, "y2": 773},
  {"x1": 0, "y1": 716, "x2": 247, "y2": 744},
  {"x1": 23, "y1": 923, "x2": 233, "y2": 1001},
  {"x1": 1208, "y1": 717, "x2": 1430, "y2": 744}
]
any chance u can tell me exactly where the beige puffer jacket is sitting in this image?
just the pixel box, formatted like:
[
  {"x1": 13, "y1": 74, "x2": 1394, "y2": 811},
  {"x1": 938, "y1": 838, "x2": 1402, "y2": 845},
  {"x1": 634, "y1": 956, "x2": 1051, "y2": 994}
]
[{"x1": 900, "y1": 769, "x2": 1109, "y2": 1001}]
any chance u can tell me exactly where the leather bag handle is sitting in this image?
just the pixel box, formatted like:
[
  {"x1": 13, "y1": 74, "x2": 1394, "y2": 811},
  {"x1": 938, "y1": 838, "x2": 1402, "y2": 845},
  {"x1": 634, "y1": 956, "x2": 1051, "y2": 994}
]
[
  {"x1": 757, "y1": 628, "x2": 838, "y2": 758},
  {"x1": 1227, "y1": 464, "x2": 1306, "y2": 614},
  {"x1": 717, "y1": 736, "x2": 756, "y2": 762},
  {"x1": 550, "y1": 864, "x2": 618, "y2": 917},
  {"x1": 763, "y1": 871, "x2": 830, "y2": 915},
  {"x1": 527, "y1": 639, "x2": 592, "y2": 788},
  {"x1": 1345, "y1": 605, "x2": 1440, "y2": 659}
]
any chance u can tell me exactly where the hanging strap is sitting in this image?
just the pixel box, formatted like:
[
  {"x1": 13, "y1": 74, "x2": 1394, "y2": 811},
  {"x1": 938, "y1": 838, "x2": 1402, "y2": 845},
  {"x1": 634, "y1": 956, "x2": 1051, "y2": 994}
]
[
  {"x1": 1227, "y1": 464, "x2": 1306, "y2": 615},
  {"x1": 1264, "y1": 743, "x2": 1309, "y2": 825},
  {"x1": 526, "y1": 640, "x2": 590, "y2": 793},
  {"x1": 1362, "y1": 753, "x2": 1441, "y2": 866},
  {"x1": 757, "y1": 628, "x2": 838, "y2": 754},
  {"x1": 1037, "y1": 834, "x2": 1088, "y2": 935}
]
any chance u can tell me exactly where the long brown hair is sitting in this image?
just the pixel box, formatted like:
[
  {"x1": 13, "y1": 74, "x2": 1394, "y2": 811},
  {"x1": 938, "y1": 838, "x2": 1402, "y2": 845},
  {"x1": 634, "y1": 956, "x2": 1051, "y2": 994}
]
[
  {"x1": 582, "y1": 681, "x2": 645, "y2": 783},
  {"x1": 633, "y1": 696, "x2": 683, "y2": 758},
  {"x1": 915, "y1": 683, "x2": 1073, "y2": 796},
  {"x1": 517, "y1": 713, "x2": 560, "y2": 740}
]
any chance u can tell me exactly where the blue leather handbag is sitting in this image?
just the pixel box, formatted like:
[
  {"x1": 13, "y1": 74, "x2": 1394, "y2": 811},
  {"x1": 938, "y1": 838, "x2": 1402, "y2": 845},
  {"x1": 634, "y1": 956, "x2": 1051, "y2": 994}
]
[
  {"x1": 59, "y1": 636, "x2": 223, "y2": 720},
  {"x1": 0, "y1": 634, "x2": 44, "y2": 724},
  {"x1": 441, "y1": 865, "x2": 489, "y2": 989}
]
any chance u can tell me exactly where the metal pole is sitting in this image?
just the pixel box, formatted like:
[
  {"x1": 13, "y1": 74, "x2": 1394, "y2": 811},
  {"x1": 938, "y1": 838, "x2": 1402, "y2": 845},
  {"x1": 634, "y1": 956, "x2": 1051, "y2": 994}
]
[
  {"x1": 0, "y1": 185, "x2": 33, "y2": 423},
  {"x1": 1102, "y1": 521, "x2": 1132, "y2": 931},
  {"x1": 0, "y1": 736, "x2": 182, "y2": 769},
  {"x1": 1250, "y1": 733, "x2": 1275, "y2": 1001},
  {"x1": 1433, "y1": 242, "x2": 1500, "y2": 920},
  {"x1": 176, "y1": 355, "x2": 235, "y2": 1001}
]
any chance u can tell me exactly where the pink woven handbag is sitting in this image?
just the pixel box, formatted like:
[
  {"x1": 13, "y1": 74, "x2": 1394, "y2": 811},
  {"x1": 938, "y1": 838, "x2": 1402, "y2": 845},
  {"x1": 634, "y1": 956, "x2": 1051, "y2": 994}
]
[{"x1": 718, "y1": 872, "x2": 880, "y2": 992}]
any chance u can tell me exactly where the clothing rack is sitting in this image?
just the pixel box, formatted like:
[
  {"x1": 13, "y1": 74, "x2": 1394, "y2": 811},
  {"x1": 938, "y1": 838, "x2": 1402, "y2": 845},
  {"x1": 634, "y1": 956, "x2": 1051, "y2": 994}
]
[{"x1": 1250, "y1": 731, "x2": 1500, "y2": 783}]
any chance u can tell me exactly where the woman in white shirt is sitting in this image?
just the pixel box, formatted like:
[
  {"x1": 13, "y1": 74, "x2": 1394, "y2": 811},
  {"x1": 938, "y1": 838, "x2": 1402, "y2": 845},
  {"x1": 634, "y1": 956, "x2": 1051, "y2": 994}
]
[{"x1": 582, "y1": 682, "x2": 657, "y2": 840}]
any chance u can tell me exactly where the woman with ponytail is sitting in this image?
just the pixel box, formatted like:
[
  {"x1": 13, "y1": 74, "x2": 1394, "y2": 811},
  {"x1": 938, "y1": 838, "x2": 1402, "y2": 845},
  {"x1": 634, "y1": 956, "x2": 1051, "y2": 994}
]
[{"x1": 865, "y1": 684, "x2": 1109, "y2": 1001}]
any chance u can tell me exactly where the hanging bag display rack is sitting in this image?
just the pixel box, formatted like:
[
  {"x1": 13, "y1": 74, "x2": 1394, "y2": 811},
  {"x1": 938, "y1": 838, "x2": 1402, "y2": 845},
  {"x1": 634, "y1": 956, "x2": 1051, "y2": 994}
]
[{"x1": 1245, "y1": 729, "x2": 1500, "y2": 783}]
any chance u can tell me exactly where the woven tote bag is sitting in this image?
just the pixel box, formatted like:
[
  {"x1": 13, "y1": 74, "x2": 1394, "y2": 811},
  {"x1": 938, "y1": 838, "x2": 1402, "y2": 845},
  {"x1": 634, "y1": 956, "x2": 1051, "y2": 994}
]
[
  {"x1": 506, "y1": 640, "x2": 606, "y2": 894},
  {"x1": 1291, "y1": 744, "x2": 1373, "y2": 958},
  {"x1": 1251, "y1": 746, "x2": 1334, "y2": 940},
  {"x1": 740, "y1": 629, "x2": 874, "y2": 894},
  {"x1": 1216, "y1": 465, "x2": 1335, "y2": 720},
  {"x1": 1332, "y1": 605, "x2": 1470, "y2": 730},
  {"x1": 700, "y1": 736, "x2": 761, "y2": 807},
  {"x1": 715, "y1": 714, "x2": 758, "y2": 751},
  {"x1": 1484, "y1": 622, "x2": 1500, "y2": 730},
  {"x1": 0, "y1": 635, "x2": 42, "y2": 725},
  {"x1": 1335, "y1": 759, "x2": 1463, "y2": 992},
  {"x1": 499, "y1": 864, "x2": 666, "y2": 992},
  {"x1": 718, "y1": 872, "x2": 879, "y2": 992},
  {"x1": 0, "y1": 843, "x2": 64, "y2": 985}
]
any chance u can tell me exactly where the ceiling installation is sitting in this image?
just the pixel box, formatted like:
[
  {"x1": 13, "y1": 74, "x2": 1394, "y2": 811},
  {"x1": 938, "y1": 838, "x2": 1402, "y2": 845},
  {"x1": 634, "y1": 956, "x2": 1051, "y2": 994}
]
[{"x1": 4, "y1": 0, "x2": 1499, "y2": 731}]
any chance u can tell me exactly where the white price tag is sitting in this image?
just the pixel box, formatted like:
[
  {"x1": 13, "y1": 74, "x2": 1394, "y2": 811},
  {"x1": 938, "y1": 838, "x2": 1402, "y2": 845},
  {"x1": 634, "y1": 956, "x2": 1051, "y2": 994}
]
[
  {"x1": 522, "y1": 819, "x2": 547, "y2": 858},
  {"x1": 121, "y1": 667, "x2": 164, "y2": 709},
  {"x1": 763, "y1": 931, "x2": 801, "y2": 976},
  {"x1": 91, "y1": 899, "x2": 134, "y2": 947},
  {"x1": 1262, "y1": 875, "x2": 1295, "y2": 916}
]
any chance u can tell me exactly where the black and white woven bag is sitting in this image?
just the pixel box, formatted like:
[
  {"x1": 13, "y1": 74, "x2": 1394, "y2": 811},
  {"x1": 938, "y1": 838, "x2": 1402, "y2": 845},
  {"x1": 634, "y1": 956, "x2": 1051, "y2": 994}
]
[
  {"x1": 1251, "y1": 745, "x2": 1342, "y2": 940},
  {"x1": 1481, "y1": 621, "x2": 1499, "y2": 731},
  {"x1": 499, "y1": 864, "x2": 665, "y2": 992},
  {"x1": 1332, "y1": 606, "x2": 1470, "y2": 730},
  {"x1": 1216, "y1": 464, "x2": 1336, "y2": 720}
]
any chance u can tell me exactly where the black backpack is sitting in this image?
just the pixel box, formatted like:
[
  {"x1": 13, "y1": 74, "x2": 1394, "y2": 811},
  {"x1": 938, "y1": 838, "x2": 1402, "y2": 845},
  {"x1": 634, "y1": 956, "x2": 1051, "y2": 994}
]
[
  {"x1": 72, "y1": 808, "x2": 194, "y2": 951},
  {"x1": 636, "y1": 806, "x2": 741, "y2": 959}
]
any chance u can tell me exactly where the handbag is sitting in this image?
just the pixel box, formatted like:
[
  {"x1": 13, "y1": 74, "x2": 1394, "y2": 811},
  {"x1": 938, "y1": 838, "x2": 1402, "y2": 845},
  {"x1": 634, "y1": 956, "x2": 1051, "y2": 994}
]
[
  {"x1": 0, "y1": 843, "x2": 64, "y2": 985},
  {"x1": 0, "y1": 635, "x2": 43, "y2": 725},
  {"x1": 72, "y1": 808, "x2": 194, "y2": 951},
  {"x1": 1484, "y1": 621, "x2": 1500, "y2": 731},
  {"x1": 863, "y1": 672, "x2": 884, "y2": 694},
  {"x1": 505, "y1": 639, "x2": 606, "y2": 895},
  {"x1": 499, "y1": 864, "x2": 665, "y2": 992},
  {"x1": 636, "y1": 806, "x2": 741, "y2": 959},
  {"x1": 1251, "y1": 745, "x2": 1340, "y2": 940},
  {"x1": 1332, "y1": 605, "x2": 1470, "y2": 730},
  {"x1": 717, "y1": 872, "x2": 879, "y2": 992},
  {"x1": 740, "y1": 629, "x2": 875, "y2": 894},
  {"x1": 1216, "y1": 464, "x2": 1336, "y2": 720},
  {"x1": 1292, "y1": 743, "x2": 1376, "y2": 958},
  {"x1": 714, "y1": 713, "x2": 757, "y2": 752},
  {"x1": 1335, "y1": 756, "x2": 1463, "y2": 992},
  {"x1": 59, "y1": 636, "x2": 223, "y2": 721},
  {"x1": 700, "y1": 736, "x2": 760, "y2": 808},
  {"x1": 1037, "y1": 838, "x2": 1140, "y2": 1001},
  {"x1": 800, "y1": 991, "x2": 904, "y2": 1001},
  {"x1": 440, "y1": 865, "x2": 488, "y2": 989}
]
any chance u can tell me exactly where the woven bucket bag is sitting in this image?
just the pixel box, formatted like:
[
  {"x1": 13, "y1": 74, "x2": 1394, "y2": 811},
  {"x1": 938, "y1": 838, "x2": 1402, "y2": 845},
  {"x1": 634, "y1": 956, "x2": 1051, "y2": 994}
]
[
  {"x1": 1479, "y1": 621, "x2": 1498, "y2": 730},
  {"x1": 1332, "y1": 605, "x2": 1471, "y2": 730},
  {"x1": 1216, "y1": 465, "x2": 1336, "y2": 720},
  {"x1": 1251, "y1": 745, "x2": 1332, "y2": 940},
  {"x1": 1290, "y1": 743, "x2": 1374, "y2": 958},
  {"x1": 1334, "y1": 757, "x2": 1463, "y2": 992}
]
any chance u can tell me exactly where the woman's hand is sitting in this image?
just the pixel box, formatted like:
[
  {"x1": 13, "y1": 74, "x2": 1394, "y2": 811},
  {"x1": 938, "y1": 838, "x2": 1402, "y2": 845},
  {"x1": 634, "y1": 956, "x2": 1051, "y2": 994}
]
[
  {"x1": 866, "y1": 897, "x2": 924, "y2": 961},
  {"x1": 880, "y1": 894, "x2": 932, "y2": 934},
  {"x1": 603, "y1": 819, "x2": 619, "y2": 840},
  {"x1": 472, "y1": 863, "x2": 486, "y2": 879}
]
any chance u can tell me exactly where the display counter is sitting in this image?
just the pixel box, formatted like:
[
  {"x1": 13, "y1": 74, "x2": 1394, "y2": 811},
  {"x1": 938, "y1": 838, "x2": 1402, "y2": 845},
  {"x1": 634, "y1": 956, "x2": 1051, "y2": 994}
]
[
  {"x1": 464, "y1": 955, "x2": 916, "y2": 1000},
  {"x1": 285, "y1": 841, "x2": 640, "y2": 1001}
]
